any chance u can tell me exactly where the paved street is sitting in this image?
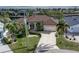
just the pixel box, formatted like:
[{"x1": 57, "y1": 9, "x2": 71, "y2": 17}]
[
  {"x1": 0, "y1": 39, "x2": 13, "y2": 53},
  {"x1": 45, "y1": 49, "x2": 79, "y2": 53}
]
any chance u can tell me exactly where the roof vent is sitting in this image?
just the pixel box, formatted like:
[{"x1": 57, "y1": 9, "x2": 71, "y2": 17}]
[{"x1": 73, "y1": 18, "x2": 77, "y2": 20}]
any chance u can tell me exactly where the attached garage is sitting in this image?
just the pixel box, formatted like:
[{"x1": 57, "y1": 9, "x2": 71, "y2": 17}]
[{"x1": 44, "y1": 25, "x2": 56, "y2": 31}]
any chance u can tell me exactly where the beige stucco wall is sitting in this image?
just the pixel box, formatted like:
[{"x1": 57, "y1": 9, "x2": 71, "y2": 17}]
[{"x1": 44, "y1": 25, "x2": 56, "y2": 31}]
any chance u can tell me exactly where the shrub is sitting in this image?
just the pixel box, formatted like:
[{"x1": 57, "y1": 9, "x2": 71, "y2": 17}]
[
  {"x1": 3, "y1": 37, "x2": 12, "y2": 44},
  {"x1": 29, "y1": 31, "x2": 41, "y2": 38},
  {"x1": 73, "y1": 38, "x2": 76, "y2": 40},
  {"x1": 55, "y1": 33, "x2": 58, "y2": 37},
  {"x1": 65, "y1": 35, "x2": 68, "y2": 39},
  {"x1": 69, "y1": 38, "x2": 71, "y2": 40},
  {"x1": 36, "y1": 22, "x2": 44, "y2": 31}
]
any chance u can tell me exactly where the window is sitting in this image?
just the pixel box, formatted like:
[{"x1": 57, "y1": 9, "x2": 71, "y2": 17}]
[
  {"x1": 71, "y1": 28, "x2": 73, "y2": 30},
  {"x1": 0, "y1": 32, "x2": 2, "y2": 38},
  {"x1": 30, "y1": 23, "x2": 34, "y2": 30}
]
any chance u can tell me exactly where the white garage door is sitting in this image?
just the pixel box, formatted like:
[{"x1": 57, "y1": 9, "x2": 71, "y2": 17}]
[{"x1": 44, "y1": 25, "x2": 56, "y2": 31}]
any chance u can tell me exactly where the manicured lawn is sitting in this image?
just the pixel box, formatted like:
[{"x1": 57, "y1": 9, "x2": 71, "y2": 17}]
[
  {"x1": 56, "y1": 35, "x2": 79, "y2": 51},
  {"x1": 8, "y1": 36, "x2": 40, "y2": 53}
]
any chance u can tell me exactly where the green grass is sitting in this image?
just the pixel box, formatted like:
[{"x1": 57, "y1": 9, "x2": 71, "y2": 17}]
[
  {"x1": 56, "y1": 35, "x2": 79, "y2": 51},
  {"x1": 8, "y1": 36, "x2": 40, "y2": 53}
]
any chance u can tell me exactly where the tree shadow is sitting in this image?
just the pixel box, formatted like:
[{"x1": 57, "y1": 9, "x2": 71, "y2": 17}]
[{"x1": 36, "y1": 43, "x2": 55, "y2": 52}]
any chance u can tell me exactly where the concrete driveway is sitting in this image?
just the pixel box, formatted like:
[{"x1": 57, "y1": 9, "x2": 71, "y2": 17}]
[
  {"x1": 35, "y1": 32, "x2": 59, "y2": 53},
  {"x1": 0, "y1": 39, "x2": 13, "y2": 53},
  {"x1": 35, "y1": 32, "x2": 79, "y2": 53}
]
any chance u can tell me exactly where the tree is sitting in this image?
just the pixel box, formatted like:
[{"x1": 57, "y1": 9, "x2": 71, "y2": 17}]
[
  {"x1": 0, "y1": 12, "x2": 11, "y2": 23},
  {"x1": 5, "y1": 23, "x2": 17, "y2": 42},
  {"x1": 46, "y1": 10, "x2": 64, "y2": 19},
  {"x1": 13, "y1": 22, "x2": 25, "y2": 37},
  {"x1": 56, "y1": 19, "x2": 69, "y2": 35}
]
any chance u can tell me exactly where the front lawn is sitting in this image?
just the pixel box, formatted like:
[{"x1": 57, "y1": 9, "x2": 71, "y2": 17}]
[
  {"x1": 8, "y1": 36, "x2": 40, "y2": 53},
  {"x1": 56, "y1": 35, "x2": 79, "y2": 51}
]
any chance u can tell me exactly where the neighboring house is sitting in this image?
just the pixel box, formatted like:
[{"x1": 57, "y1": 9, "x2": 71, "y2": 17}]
[
  {"x1": 0, "y1": 21, "x2": 4, "y2": 40},
  {"x1": 16, "y1": 15, "x2": 57, "y2": 31},
  {"x1": 64, "y1": 16, "x2": 79, "y2": 34},
  {"x1": 28, "y1": 15, "x2": 57, "y2": 31}
]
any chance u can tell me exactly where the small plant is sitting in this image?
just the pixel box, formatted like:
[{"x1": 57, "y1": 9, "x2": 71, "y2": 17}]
[
  {"x1": 73, "y1": 38, "x2": 76, "y2": 40},
  {"x1": 65, "y1": 35, "x2": 68, "y2": 39},
  {"x1": 69, "y1": 38, "x2": 71, "y2": 40},
  {"x1": 3, "y1": 37, "x2": 12, "y2": 44},
  {"x1": 55, "y1": 33, "x2": 58, "y2": 37}
]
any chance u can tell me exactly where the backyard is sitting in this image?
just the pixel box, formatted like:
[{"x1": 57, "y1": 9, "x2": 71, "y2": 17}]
[{"x1": 8, "y1": 36, "x2": 40, "y2": 53}]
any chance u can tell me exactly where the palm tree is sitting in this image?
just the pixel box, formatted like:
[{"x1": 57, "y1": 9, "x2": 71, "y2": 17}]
[
  {"x1": 5, "y1": 23, "x2": 17, "y2": 42},
  {"x1": 24, "y1": 12, "x2": 29, "y2": 48},
  {"x1": 56, "y1": 19, "x2": 69, "y2": 36}
]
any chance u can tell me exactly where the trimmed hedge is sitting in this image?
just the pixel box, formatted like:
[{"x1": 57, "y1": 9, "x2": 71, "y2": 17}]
[{"x1": 29, "y1": 31, "x2": 41, "y2": 38}]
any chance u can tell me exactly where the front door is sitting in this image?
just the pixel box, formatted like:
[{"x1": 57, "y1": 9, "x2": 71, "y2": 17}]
[{"x1": 30, "y1": 23, "x2": 35, "y2": 30}]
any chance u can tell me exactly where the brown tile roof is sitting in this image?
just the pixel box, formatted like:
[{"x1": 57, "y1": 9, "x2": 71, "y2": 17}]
[
  {"x1": 15, "y1": 18, "x2": 24, "y2": 24},
  {"x1": 28, "y1": 15, "x2": 56, "y2": 25},
  {"x1": 15, "y1": 15, "x2": 57, "y2": 25}
]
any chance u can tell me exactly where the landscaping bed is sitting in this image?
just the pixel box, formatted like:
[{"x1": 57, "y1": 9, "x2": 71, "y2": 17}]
[
  {"x1": 29, "y1": 31, "x2": 41, "y2": 37},
  {"x1": 56, "y1": 35, "x2": 79, "y2": 51},
  {"x1": 8, "y1": 36, "x2": 40, "y2": 53}
]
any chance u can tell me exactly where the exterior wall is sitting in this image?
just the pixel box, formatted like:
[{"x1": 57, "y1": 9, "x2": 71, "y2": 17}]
[
  {"x1": 0, "y1": 32, "x2": 4, "y2": 40},
  {"x1": 67, "y1": 24, "x2": 79, "y2": 33},
  {"x1": 0, "y1": 22, "x2": 4, "y2": 40},
  {"x1": 29, "y1": 22, "x2": 56, "y2": 31},
  {"x1": 44, "y1": 25, "x2": 56, "y2": 31},
  {"x1": 28, "y1": 22, "x2": 37, "y2": 31}
]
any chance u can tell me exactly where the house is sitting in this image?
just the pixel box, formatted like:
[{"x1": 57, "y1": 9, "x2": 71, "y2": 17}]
[
  {"x1": 16, "y1": 15, "x2": 57, "y2": 31},
  {"x1": 0, "y1": 21, "x2": 4, "y2": 40},
  {"x1": 28, "y1": 15, "x2": 57, "y2": 31},
  {"x1": 64, "y1": 16, "x2": 79, "y2": 34}
]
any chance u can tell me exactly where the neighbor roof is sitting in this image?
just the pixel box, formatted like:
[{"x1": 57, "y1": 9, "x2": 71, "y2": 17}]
[
  {"x1": 28, "y1": 15, "x2": 56, "y2": 25},
  {"x1": 15, "y1": 18, "x2": 25, "y2": 24},
  {"x1": 64, "y1": 16, "x2": 79, "y2": 26}
]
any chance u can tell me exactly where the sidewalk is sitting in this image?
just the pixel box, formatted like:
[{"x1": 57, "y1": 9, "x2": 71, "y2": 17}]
[
  {"x1": 0, "y1": 40, "x2": 13, "y2": 53},
  {"x1": 35, "y1": 32, "x2": 59, "y2": 53}
]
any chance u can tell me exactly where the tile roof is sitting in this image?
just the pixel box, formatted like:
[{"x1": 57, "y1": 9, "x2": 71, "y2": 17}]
[
  {"x1": 16, "y1": 15, "x2": 57, "y2": 25},
  {"x1": 64, "y1": 16, "x2": 79, "y2": 26},
  {"x1": 15, "y1": 18, "x2": 25, "y2": 24},
  {"x1": 28, "y1": 15, "x2": 56, "y2": 25}
]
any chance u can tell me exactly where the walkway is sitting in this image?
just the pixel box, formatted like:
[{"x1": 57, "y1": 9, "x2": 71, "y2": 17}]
[
  {"x1": 35, "y1": 32, "x2": 59, "y2": 53},
  {"x1": 0, "y1": 39, "x2": 13, "y2": 53}
]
